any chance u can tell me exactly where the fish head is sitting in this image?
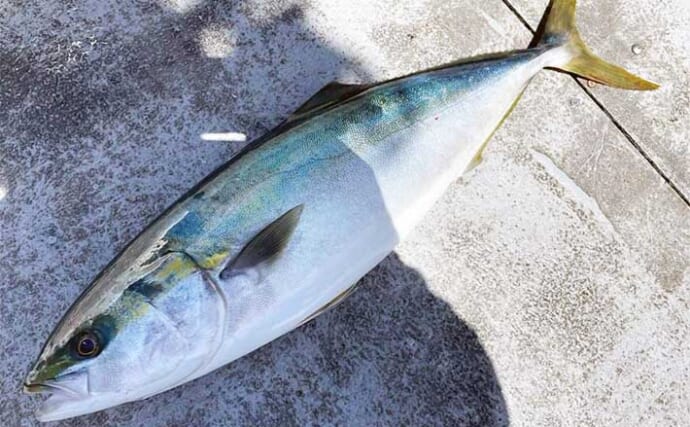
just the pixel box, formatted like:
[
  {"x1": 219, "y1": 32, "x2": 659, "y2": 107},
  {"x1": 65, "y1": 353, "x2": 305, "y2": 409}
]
[{"x1": 24, "y1": 251, "x2": 226, "y2": 421}]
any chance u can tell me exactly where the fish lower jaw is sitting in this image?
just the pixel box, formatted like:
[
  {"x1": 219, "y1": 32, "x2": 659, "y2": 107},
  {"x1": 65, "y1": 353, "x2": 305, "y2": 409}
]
[
  {"x1": 34, "y1": 391, "x2": 90, "y2": 422},
  {"x1": 35, "y1": 390, "x2": 136, "y2": 423},
  {"x1": 29, "y1": 380, "x2": 118, "y2": 422}
]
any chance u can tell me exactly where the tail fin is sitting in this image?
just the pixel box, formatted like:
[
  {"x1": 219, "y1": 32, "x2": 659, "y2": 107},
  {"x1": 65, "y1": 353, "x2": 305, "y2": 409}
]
[{"x1": 532, "y1": 0, "x2": 659, "y2": 90}]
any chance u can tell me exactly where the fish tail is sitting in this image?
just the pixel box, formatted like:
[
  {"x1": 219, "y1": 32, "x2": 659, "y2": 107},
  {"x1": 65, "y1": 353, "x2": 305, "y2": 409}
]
[{"x1": 532, "y1": 0, "x2": 659, "y2": 90}]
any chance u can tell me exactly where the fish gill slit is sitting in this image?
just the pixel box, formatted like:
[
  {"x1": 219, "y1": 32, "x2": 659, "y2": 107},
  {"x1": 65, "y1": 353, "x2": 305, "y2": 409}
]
[
  {"x1": 192, "y1": 268, "x2": 229, "y2": 379},
  {"x1": 171, "y1": 250, "x2": 230, "y2": 376}
]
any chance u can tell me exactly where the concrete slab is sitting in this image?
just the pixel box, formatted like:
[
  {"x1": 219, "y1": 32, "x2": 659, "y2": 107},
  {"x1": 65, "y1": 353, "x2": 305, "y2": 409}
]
[
  {"x1": 415, "y1": 71, "x2": 690, "y2": 426},
  {"x1": 0, "y1": 0, "x2": 687, "y2": 426},
  {"x1": 508, "y1": 0, "x2": 690, "y2": 201}
]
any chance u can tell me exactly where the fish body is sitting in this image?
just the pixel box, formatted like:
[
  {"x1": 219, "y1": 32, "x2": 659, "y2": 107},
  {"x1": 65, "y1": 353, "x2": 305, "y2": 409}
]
[{"x1": 24, "y1": 0, "x2": 657, "y2": 421}]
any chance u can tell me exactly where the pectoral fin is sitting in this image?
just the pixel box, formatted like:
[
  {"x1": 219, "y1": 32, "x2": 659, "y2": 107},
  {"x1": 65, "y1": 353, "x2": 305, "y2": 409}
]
[{"x1": 220, "y1": 205, "x2": 304, "y2": 279}]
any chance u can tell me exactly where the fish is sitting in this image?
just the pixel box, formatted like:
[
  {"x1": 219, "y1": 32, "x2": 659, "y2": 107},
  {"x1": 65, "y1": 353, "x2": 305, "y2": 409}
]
[{"x1": 24, "y1": 0, "x2": 657, "y2": 421}]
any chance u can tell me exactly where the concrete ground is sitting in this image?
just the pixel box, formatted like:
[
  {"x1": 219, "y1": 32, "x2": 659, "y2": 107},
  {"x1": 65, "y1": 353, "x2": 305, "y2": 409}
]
[{"x1": 1, "y1": 0, "x2": 688, "y2": 425}]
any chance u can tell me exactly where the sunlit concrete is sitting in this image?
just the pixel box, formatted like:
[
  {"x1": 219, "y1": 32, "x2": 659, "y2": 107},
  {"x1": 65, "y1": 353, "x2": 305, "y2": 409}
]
[{"x1": 1, "y1": 0, "x2": 687, "y2": 425}]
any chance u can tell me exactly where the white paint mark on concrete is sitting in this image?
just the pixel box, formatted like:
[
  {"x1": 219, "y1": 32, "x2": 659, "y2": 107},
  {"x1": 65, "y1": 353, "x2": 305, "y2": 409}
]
[
  {"x1": 158, "y1": 0, "x2": 204, "y2": 14},
  {"x1": 530, "y1": 149, "x2": 616, "y2": 235},
  {"x1": 201, "y1": 132, "x2": 247, "y2": 142}
]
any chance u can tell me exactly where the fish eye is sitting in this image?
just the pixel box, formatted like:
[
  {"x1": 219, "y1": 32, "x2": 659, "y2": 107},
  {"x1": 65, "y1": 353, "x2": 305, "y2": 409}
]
[{"x1": 73, "y1": 331, "x2": 100, "y2": 358}]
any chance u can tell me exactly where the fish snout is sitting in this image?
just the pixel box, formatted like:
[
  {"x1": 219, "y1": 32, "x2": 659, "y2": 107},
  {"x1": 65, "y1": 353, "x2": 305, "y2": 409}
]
[
  {"x1": 23, "y1": 382, "x2": 46, "y2": 394},
  {"x1": 23, "y1": 363, "x2": 45, "y2": 393},
  {"x1": 23, "y1": 370, "x2": 89, "y2": 398}
]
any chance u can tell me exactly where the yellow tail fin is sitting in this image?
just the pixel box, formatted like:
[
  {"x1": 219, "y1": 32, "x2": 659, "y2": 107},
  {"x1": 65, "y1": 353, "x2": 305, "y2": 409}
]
[{"x1": 533, "y1": 0, "x2": 659, "y2": 90}]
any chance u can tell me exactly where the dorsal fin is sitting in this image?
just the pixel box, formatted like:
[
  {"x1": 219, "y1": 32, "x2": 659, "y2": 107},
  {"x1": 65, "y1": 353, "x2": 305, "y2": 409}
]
[
  {"x1": 219, "y1": 205, "x2": 304, "y2": 279},
  {"x1": 291, "y1": 82, "x2": 371, "y2": 118}
]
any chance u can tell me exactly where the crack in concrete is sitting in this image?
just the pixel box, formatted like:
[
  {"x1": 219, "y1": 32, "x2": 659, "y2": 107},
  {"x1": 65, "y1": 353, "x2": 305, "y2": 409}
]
[{"x1": 500, "y1": 0, "x2": 690, "y2": 209}]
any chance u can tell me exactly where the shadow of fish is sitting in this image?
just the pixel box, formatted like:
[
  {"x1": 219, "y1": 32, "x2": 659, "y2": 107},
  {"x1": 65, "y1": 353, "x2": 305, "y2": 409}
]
[{"x1": 24, "y1": 0, "x2": 657, "y2": 421}]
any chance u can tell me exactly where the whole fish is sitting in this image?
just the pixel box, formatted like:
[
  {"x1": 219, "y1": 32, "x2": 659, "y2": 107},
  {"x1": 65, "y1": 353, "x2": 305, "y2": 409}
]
[{"x1": 24, "y1": 0, "x2": 657, "y2": 421}]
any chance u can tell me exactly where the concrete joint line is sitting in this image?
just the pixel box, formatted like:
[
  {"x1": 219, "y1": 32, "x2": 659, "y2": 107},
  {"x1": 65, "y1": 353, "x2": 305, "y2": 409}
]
[{"x1": 500, "y1": 0, "x2": 690, "y2": 208}]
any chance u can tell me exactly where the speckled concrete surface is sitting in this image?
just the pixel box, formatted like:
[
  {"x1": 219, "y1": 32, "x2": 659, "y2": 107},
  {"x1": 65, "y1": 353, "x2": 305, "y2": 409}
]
[
  {"x1": 1, "y1": 0, "x2": 688, "y2": 426},
  {"x1": 512, "y1": 0, "x2": 690, "y2": 198}
]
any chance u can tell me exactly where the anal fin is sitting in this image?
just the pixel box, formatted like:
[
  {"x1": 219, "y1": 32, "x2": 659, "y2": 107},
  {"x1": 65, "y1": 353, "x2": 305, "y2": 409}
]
[{"x1": 298, "y1": 282, "x2": 360, "y2": 327}]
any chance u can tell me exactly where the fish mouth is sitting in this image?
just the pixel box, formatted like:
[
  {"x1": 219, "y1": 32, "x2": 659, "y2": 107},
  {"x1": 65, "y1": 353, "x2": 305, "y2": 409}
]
[
  {"x1": 23, "y1": 371, "x2": 95, "y2": 422},
  {"x1": 23, "y1": 379, "x2": 84, "y2": 397},
  {"x1": 23, "y1": 371, "x2": 104, "y2": 422},
  {"x1": 23, "y1": 370, "x2": 88, "y2": 397},
  {"x1": 24, "y1": 382, "x2": 60, "y2": 394}
]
